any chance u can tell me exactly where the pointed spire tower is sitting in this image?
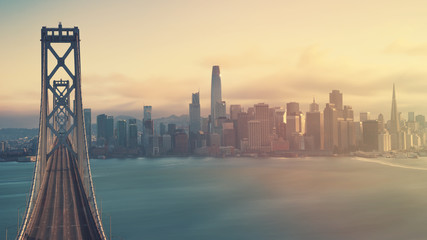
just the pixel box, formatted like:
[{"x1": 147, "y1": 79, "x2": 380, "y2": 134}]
[
  {"x1": 309, "y1": 97, "x2": 319, "y2": 112},
  {"x1": 390, "y1": 84, "x2": 400, "y2": 150}
]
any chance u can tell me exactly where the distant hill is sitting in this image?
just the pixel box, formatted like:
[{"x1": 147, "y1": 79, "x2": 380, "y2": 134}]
[{"x1": 0, "y1": 128, "x2": 39, "y2": 141}]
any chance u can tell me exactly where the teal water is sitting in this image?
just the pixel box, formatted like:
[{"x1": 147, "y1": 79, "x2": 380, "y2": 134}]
[{"x1": 2, "y1": 157, "x2": 427, "y2": 239}]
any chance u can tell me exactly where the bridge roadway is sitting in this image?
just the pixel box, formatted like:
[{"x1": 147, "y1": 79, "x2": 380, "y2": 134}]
[{"x1": 22, "y1": 145, "x2": 102, "y2": 240}]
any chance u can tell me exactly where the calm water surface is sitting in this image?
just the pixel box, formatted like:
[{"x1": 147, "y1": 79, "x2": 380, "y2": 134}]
[{"x1": 2, "y1": 156, "x2": 427, "y2": 239}]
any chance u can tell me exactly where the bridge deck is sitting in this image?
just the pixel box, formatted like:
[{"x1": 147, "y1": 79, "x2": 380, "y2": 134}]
[{"x1": 22, "y1": 145, "x2": 102, "y2": 240}]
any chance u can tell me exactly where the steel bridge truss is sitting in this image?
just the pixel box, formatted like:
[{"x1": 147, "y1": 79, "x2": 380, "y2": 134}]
[{"x1": 18, "y1": 23, "x2": 106, "y2": 239}]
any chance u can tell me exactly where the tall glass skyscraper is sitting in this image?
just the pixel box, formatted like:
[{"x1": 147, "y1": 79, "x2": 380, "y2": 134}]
[
  {"x1": 189, "y1": 92, "x2": 201, "y2": 134},
  {"x1": 211, "y1": 66, "x2": 224, "y2": 132}
]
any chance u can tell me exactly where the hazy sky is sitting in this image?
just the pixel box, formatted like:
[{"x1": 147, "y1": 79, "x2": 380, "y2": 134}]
[{"x1": 1, "y1": 0, "x2": 427, "y2": 128}]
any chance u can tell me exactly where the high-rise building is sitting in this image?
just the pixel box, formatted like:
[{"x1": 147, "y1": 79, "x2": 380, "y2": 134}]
[
  {"x1": 161, "y1": 134, "x2": 172, "y2": 154},
  {"x1": 236, "y1": 112, "x2": 249, "y2": 149},
  {"x1": 97, "y1": 114, "x2": 113, "y2": 146},
  {"x1": 144, "y1": 106, "x2": 152, "y2": 122},
  {"x1": 286, "y1": 102, "x2": 302, "y2": 142},
  {"x1": 306, "y1": 110, "x2": 324, "y2": 151},
  {"x1": 255, "y1": 103, "x2": 270, "y2": 147},
  {"x1": 390, "y1": 84, "x2": 400, "y2": 150},
  {"x1": 309, "y1": 98, "x2": 319, "y2": 112},
  {"x1": 211, "y1": 65, "x2": 224, "y2": 132},
  {"x1": 329, "y1": 90, "x2": 343, "y2": 111},
  {"x1": 248, "y1": 120, "x2": 261, "y2": 151},
  {"x1": 360, "y1": 112, "x2": 370, "y2": 122},
  {"x1": 343, "y1": 106, "x2": 354, "y2": 121},
  {"x1": 128, "y1": 119, "x2": 138, "y2": 148},
  {"x1": 363, "y1": 120, "x2": 379, "y2": 151},
  {"x1": 222, "y1": 121, "x2": 236, "y2": 147},
  {"x1": 159, "y1": 123, "x2": 167, "y2": 136},
  {"x1": 189, "y1": 92, "x2": 201, "y2": 134},
  {"x1": 143, "y1": 106, "x2": 154, "y2": 155},
  {"x1": 230, "y1": 105, "x2": 242, "y2": 121},
  {"x1": 189, "y1": 92, "x2": 201, "y2": 152},
  {"x1": 96, "y1": 114, "x2": 107, "y2": 146},
  {"x1": 168, "y1": 123, "x2": 176, "y2": 149},
  {"x1": 416, "y1": 115, "x2": 425, "y2": 129},
  {"x1": 116, "y1": 120, "x2": 127, "y2": 148},
  {"x1": 174, "y1": 129, "x2": 188, "y2": 155},
  {"x1": 84, "y1": 108, "x2": 91, "y2": 150},
  {"x1": 324, "y1": 103, "x2": 338, "y2": 151},
  {"x1": 106, "y1": 116, "x2": 114, "y2": 145},
  {"x1": 408, "y1": 112, "x2": 415, "y2": 122},
  {"x1": 268, "y1": 108, "x2": 276, "y2": 134}
]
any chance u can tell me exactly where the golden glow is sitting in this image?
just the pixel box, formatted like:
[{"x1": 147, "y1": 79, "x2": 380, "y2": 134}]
[{"x1": 1, "y1": 0, "x2": 427, "y2": 120}]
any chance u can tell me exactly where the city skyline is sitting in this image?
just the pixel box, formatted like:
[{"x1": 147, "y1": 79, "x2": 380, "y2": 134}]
[{"x1": 2, "y1": 1, "x2": 427, "y2": 128}]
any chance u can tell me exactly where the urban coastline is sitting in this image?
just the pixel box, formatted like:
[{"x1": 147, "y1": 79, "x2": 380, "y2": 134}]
[{"x1": 2, "y1": 66, "x2": 426, "y2": 162}]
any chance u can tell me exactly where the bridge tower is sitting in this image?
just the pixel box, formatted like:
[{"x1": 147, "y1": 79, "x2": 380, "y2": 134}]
[{"x1": 18, "y1": 23, "x2": 106, "y2": 239}]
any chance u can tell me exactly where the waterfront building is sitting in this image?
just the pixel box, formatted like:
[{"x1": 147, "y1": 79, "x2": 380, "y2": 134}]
[
  {"x1": 306, "y1": 109, "x2": 324, "y2": 150},
  {"x1": 116, "y1": 120, "x2": 127, "y2": 148},
  {"x1": 248, "y1": 120, "x2": 261, "y2": 151},
  {"x1": 255, "y1": 103, "x2": 270, "y2": 148},
  {"x1": 324, "y1": 103, "x2": 338, "y2": 151},
  {"x1": 128, "y1": 119, "x2": 138, "y2": 149},
  {"x1": 363, "y1": 120, "x2": 379, "y2": 151}
]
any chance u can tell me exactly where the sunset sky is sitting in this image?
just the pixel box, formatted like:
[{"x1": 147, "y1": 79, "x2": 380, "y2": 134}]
[{"x1": 1, "y1": 0, "x2": 427, "y2": 128}]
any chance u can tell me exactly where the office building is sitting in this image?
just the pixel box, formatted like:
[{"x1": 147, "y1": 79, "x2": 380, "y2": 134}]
[
  {"x1": 324, "y1": 103, "x2": 338, "y2": 151},
  {"x1": 360, "y1": 112, "x2": 370, "y2": 122},
  {"x1": 306, "y1": 110, "x2": 324, "y2": 150},
  {"x1": 211, "y1": 65, "x2": 225, "y2": 132},
  {"x1": 363, "y1": 120, "x2": 379, "y2": 151},
  {"x1": 248, "y1": 120, "x2": 261, "y2": 151},
  {"x1": 329, "y1": 90, "x2": 343, "y2": 111},
  {"x1": 128, "y1": 119, "x2": 138, "y2": 148},
  {"x1": 116, "y1": 120, "x2": 127, "y2": 148},
  {"x1": 255, "y1": 103, "x2": 270, "y2": 147},
  {"x1": 230, "y1": 105, "x2": 242, "y2": 121}
]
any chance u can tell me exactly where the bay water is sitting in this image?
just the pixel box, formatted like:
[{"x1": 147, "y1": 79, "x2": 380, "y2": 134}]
[{"x1": 2, "y1": 156, "x2": 427, "y2": 239}]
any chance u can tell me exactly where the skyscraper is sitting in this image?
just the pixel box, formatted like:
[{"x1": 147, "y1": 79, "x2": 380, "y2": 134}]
[
  {"x1": 189, "y1": 92, "x2": 201, "y2": 152},
  {"x1": 390, "y1": 84, "x2": 400, "y2": 150},
  {"x1": 329, "y1": 90, "x2": 343, "y2": 111},
  {"x1": 128, "y1": 118, "x2": 138, "y2": 148},
  {"x1": 189, "y1": 92, "x2": 201, "y2": 134},
  {"x1": 286, "y1": 102, "x2": 302, "y2": 141},
  {"x1": 360, "y1": 112, "x2": 370, "y2": 122},
  {"x1": 306, "y1": 100, "x2": 324, "y2": 150},
  {"x1": 211, "y1": 65, "x2": 224, "y2": 132},
  {"x1": 106, "y1": 116, "x2": 114, "y2": 145},
  {"x1": 255, "y1": 103, "x2": 270, "y2": 148},
  {"x1": 143, "y1": 106, "x2": 154, "y2": 155},
  {"x1": 230, "y1": 105, "x2": 242, "y2": 121},
  {"x1": 96, "y1": 114, "x2": 107, "y2": 146},
  {"x1": 84, "y1": 108, "x2": 91, "y2": 151},
  {"x1": 248, "y1": 120, "x2": 261, "y2": 151},
  {"x1": 116, "y1": 120, "x2": 127, "y2": 148},
  {"x1": 363, "y1": 120, "x2": 379, "y2": 151},
  {"x1": 309, "y1": 98, "x2": 319, "y2": 112},
  {"x1": 324, "y1": 103, "x2": 338, "y2": 151}
]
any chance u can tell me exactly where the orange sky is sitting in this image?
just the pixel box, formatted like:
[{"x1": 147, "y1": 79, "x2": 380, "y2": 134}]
[{"x1": 1, "y1": 0, "x2": 427, "y2": 127}]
